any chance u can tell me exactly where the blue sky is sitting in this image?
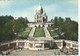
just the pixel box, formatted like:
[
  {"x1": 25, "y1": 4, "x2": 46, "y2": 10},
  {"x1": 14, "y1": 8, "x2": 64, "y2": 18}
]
[{"x1": 0, "y1": 0, "x2": 78, "y2": 22}]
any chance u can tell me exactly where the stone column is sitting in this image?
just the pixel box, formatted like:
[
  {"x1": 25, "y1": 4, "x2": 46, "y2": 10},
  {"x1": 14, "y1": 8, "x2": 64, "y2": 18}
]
[
  {"x1": 70, "y1": 41, "x2": 73, "y2": 48},
  {"x1": 42, "y1": 43, "x2": 44, "y2": 49},
  {"x1": 8, "y1": 43, "x2": 10, "y2": 47},
  {"x1": 61, "y1": 40, "x2": 63, "y2": 49},
  {"x1": 50, "y1": 40, "x2": 52, "y2": 48},
  {"x1": 16, "y1": 40, "x2": 18, "y2": 46},
  {"x1": 33, "y1": 43, "x2": 35, "y2": 48},
  {"x1": 24, "y1": 40, "x2": 26, "y2": 48},
  {"x1": 26, "y1": 40, "x2": 29, "y2": 49},
  {"x1": 33, "y1": 43, "x2": 35, "y2": 50}
]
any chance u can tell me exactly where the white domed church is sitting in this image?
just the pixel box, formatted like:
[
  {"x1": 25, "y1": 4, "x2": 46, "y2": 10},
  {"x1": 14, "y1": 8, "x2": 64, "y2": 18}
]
[
  {"x1": 34, "y1": 4, "x2": 47, "y2": 23},
  {"x1": 28, "y1": 4, "x2": 52, "y2": 27}
]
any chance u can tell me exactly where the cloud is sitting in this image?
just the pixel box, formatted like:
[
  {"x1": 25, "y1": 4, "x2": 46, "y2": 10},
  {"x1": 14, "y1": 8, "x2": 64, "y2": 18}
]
[
  {"x1": 66, "y1": 0, "x2": 78, "y2": 5},
  {"x1": 0, "y1": 0, "x2": 14, "y2": 8}
]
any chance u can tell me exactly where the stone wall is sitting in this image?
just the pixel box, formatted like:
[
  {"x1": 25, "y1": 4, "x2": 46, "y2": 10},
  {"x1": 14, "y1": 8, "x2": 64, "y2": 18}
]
[
  {"x1": 0, "y1": 42, "x2": 16, "y2": 52},
  {"x1": 54, "y1": 40, "x2": 78, "y2": 49},
  {"x1": 0, "y1": 40, "x2": 78, "y2": 51}
]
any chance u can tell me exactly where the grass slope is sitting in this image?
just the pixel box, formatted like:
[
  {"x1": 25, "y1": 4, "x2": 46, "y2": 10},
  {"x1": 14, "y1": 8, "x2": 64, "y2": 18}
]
[
  {"x1": 19, "y1": 27, "x2": 32, "y2": 37},
  {"x1": 33, "y1": 27, "x2": 45, "y2": 37},
  {"x1": 47, "y1": 27, "x2": 58, "y2": 37}
]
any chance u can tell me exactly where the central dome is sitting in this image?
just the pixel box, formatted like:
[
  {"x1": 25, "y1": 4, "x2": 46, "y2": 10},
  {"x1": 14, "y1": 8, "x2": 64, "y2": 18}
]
[
  {"x1": 37, "y1": 5, "x2": 43, "y2": 11},
  {"x1": 37, "y1": 4, "x2": 43, "y2": 14}
]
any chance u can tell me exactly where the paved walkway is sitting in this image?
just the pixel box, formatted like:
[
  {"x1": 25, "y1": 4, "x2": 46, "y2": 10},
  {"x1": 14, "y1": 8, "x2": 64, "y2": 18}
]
[
  {"x1": 43, "y1": 27, "x2": 51, "y2": 38},
  {"x1": 28, "y1": 27, "x2": 35, "y2": 37},
  {"x1": 9, "y1": 49, "x2": 66, "y2": 56}
]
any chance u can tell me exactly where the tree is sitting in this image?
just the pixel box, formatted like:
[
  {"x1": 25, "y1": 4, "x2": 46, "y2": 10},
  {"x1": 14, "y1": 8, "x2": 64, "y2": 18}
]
[
  {"x1": 54, "y1": 16, "x2": 59, "y2": 28},
  {"x1": 0, "y1": 15, "x2": 15, "y2": 42},
  {"x1": 0, "y1": 16, "x2": 29, "y2": 42},
  {"x1": 50, "y1": 17, "x2": 78, "y2": 41},
  {"x1": 15, "y1": 17, "x2": 28, "y2": 32}
]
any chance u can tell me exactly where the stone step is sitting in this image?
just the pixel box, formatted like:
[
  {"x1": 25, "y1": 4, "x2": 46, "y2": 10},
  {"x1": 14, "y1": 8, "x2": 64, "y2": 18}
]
[
  {"x1": 43, "y1": 27, "x2": 51, "y2": 37},
  {"x1": 28, "y1": 27, "x2": 35, "y2": 37}
]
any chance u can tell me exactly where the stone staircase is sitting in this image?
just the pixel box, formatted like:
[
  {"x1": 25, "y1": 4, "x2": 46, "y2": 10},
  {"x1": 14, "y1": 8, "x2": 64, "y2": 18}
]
[
  {"x1": 28, "y1": 27, "x2": 35, "y2": 37},
  {"x1": 43, "y1": 27, "x2": 51, "y2": 38}
]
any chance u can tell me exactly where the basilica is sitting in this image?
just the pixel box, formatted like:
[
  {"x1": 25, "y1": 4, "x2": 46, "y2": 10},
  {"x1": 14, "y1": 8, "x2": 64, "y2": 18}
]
[
  {"x1": 34, "y1": 4, "x2": 47, "y2": 23},
  {"x1": 28, "y1": 4, "x2": 52, "y2": 27}
]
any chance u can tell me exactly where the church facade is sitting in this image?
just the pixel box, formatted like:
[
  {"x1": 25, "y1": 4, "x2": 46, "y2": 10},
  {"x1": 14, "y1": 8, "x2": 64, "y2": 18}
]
[{"x1": 34, "y1": 4, "x2": 47, "y2": 23}]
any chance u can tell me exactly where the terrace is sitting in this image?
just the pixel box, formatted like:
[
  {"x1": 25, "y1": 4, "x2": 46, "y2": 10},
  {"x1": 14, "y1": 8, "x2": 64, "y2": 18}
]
[{"x1": 4, "y1": 49, "x2": 65, "y2": 56}]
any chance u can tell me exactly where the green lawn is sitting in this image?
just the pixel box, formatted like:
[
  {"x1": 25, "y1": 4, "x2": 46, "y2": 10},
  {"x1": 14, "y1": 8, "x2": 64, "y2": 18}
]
[
  {"x1": 33, "y1": 27, "x2": 45, "y2": 37},
  {"x1": 47, "y1": 27, "x2": 58, "y2": 37},
  {"x1": 18, "y1": 27, "x2": 32, "y2": 37}
]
